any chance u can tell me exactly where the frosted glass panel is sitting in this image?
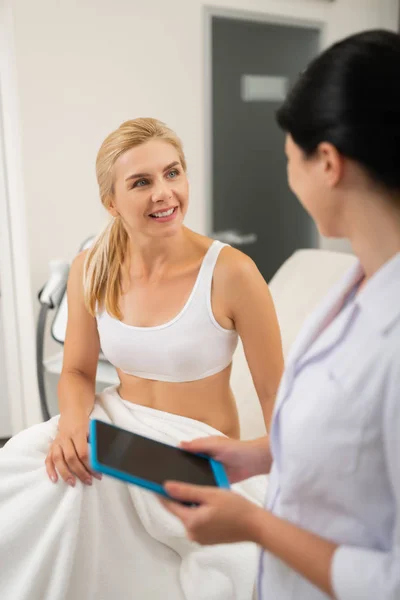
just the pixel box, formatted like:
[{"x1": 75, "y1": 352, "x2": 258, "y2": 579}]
[{"x1": 241, "y1": 74, "x2": 288, "y2": 102}]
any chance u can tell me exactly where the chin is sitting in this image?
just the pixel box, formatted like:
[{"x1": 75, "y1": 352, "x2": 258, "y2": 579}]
[
  {"x1": 164, "y1": 225, "x2": 183, "y2": 238},
  {"x1": 151, "y1": 222, "x2": 184, "y2": 239}
]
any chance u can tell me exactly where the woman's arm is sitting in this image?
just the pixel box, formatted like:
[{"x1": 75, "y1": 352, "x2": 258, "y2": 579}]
[
  {"x1": 58, "y1": 250, "x2": 100, "y2": 418},
  {"x1": 45, "y1": 250, "x2": 101, "y2": 486},
  {"x1": 254, "y1": 358, "x2": 400, "y2": 600},
  {"x1": 329, "y1": 358, "x2": 400, "y2": 600},
  {"x1": 214, "y1": 248, "x2": 284, "y2": 430},
  {"x1": 250, "y1": 508, "x2": 337, "y2": 597}
]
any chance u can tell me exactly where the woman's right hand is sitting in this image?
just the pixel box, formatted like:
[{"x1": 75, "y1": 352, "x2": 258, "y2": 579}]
[
  {"x1": 45, "y1": 413, "x2": 101, "y2": 487},
  {"x1": 180, "y1": 435, "x2": 271, "y2": 484}
]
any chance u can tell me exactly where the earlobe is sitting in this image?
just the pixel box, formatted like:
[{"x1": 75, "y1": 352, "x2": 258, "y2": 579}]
[
  {"x1": 107, "y1": 201, "x2": 119, "y2": 218},
  {"x1": 105, "y1": 193, "x2": 119, "y2": 218},
  {"x1": 108, "y1": 207, "x2": 119, "y2": 218}
]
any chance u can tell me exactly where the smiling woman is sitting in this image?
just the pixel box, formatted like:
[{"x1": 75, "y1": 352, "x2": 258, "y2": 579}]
[
  {"x1": 0, "y1": 117, "x2": 283, "y2": 600},
  {"x1": 78, "y1": 118, "x2": 283, "y2": 433}
]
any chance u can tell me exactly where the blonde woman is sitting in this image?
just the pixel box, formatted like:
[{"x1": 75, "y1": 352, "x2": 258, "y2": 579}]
[{"x1": 0, "y1": 118, "x2": 283, "y2": 600}]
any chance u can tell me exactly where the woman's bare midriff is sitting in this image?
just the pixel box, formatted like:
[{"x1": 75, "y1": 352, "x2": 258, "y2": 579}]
[{"x1": 116, "y1": 364, "x2": 240, "y2": 439}]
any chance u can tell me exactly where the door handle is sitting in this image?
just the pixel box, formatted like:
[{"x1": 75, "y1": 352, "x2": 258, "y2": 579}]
[{"x1": 212, "y1": 230, "x2": 258, "y2": 246}]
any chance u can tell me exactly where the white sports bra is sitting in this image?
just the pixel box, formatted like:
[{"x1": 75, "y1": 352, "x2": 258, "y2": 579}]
[{"x1": 96, "y1": 241, "x2": 238, "y2": 382}]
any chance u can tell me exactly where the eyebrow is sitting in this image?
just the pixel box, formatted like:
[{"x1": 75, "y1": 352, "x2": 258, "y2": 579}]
[{"x1": 125, "y1": 161, "x2": 180, "y2": 182}]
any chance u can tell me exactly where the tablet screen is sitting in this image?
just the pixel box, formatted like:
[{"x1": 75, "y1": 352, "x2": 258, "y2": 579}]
[{"x1": 94, "y1": 420, "x2": 217, "y2": 487}]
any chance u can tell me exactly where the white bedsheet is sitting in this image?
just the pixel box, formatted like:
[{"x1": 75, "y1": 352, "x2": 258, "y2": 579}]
[{"x1": 0, "y1": 386, "x2": 266, "y2": 600}]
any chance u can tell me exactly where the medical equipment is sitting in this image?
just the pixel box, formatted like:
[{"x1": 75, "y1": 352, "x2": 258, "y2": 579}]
[
  {"x1": 36, "y1": 237, "x2": 118, "y2": 421},
  {"x1": 37, "y1": 260, "x2": 70, "y2": 420}
]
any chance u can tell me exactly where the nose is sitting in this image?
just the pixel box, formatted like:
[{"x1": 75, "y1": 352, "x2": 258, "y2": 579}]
[{"x1": 151, "y1": 179, "x2": 172, "y2": 203}]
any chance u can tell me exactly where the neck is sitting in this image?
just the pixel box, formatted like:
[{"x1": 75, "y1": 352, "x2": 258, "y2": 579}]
[
  {"x1": 345, "y1": 190, "x2": 400, "y2": 279},
  {"x1": 125, "y1": 226, "x2": 194, "y2": 280}
]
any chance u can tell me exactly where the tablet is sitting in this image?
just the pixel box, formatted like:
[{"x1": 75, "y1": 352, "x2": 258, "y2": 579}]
[{"x1": 89, "y1": 419, "x2": 230, "y2": 500}]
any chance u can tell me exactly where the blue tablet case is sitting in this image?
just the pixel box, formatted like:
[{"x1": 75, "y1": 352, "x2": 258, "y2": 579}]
[{"x1": 89, "y1": 419, "x2": 230, "y2": 498}]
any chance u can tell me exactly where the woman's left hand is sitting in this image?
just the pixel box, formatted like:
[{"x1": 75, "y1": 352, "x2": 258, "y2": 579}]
[{"x1": 162, "y1": 481, "x2": 261, "y2": 545}]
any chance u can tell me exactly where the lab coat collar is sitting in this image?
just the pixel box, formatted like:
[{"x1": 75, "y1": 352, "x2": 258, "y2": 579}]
[
  {"x1": 284, "y1": 259, "x2": 364, "y2": 372},
  {"x1": 355, "y1": 251, "x2": 400, "y2": 334}
]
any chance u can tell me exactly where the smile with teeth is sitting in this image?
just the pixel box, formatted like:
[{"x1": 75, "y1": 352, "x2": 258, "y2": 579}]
[{"x1": 150, "y1": 207, "x2": 176, "y2": 218}]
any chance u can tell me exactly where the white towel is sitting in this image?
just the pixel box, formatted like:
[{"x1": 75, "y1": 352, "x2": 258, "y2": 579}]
[{"x1": 0, "y1": 386, "x2": 267, "y2": 600}]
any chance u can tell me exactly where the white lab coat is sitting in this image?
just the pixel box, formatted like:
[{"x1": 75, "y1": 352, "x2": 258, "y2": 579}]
[{"x1": 258, "y1": 252, "x2": 400, "y2": 600}]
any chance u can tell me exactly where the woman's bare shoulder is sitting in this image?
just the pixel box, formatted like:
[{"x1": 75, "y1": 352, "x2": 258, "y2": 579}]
[
  {"x1": 214, "y1": 245, "x2": 264, "y2": 287},
  {"x1": 67, "y1": 248, "x2": 91, "y2": 293},
  {"x1": 69, "y1": 248, "x2": 90, "y2": 274}
]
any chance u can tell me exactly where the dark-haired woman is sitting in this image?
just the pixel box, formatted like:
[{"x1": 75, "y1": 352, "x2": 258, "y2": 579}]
[{"x1": 163, "y1": 29, "x2": 400, "y2": 599}]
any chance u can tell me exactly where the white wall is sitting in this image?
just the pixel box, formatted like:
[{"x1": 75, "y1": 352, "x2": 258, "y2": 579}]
[
  {"x1": 7, "y1": 0, "x2": 399, "y2": 421},
  {"x1": 0, "y1": 0, "x2": 38, "y2": 431},
  {"x1": 0, "y1": 297, "x2": 11, "y2": 437}
]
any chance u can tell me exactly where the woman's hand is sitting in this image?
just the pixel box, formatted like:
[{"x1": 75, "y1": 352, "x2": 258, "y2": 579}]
[
  {"x1": 181, "y1": 435, "x2": 271, "y2": 483},
  {"x1": 162, "y1": 482, "x2": 262, "y2": 545},
  {"x1": 45, "y1": 413, "x2": 101, "y2": 486}
]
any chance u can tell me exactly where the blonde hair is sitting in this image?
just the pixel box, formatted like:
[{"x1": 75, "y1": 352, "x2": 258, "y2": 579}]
[{"x1": 84, "y1": 118, "x2": 187, "y2": 319}]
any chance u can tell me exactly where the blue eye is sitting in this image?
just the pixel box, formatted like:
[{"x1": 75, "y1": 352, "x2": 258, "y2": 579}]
[
  {"x1": 133, "y1": 179, "x2": 148, "y2": 188},
  {"x1": 167, "y1": 169, "x2": 179, "y2": 179}
]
